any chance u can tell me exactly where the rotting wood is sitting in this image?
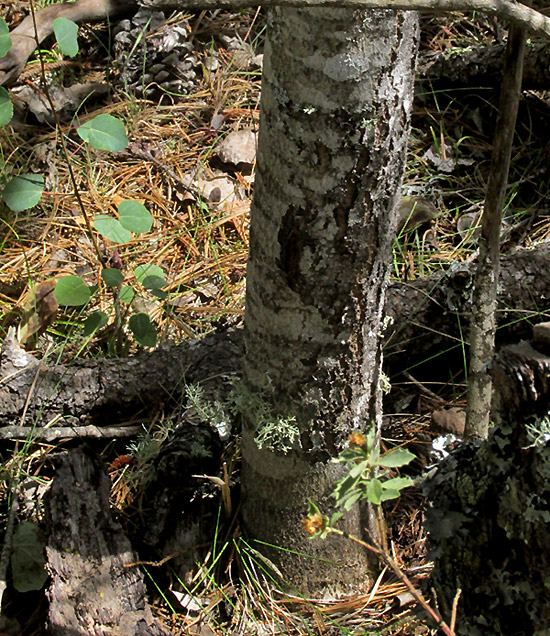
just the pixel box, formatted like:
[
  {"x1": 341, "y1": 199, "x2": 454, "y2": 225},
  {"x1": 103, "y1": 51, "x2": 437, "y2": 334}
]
[{"x1": 491, "y1": 338, "x2": 550, "y2": 425}]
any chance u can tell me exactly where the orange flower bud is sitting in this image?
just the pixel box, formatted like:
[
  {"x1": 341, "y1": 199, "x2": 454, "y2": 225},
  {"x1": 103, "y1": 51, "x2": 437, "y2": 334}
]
[
  {"x1": 302, "y1": 513, "x2": 326, "y2": 535},
  {"x1": 349, "y1": 432, "x2": 366, "y2": 447}
]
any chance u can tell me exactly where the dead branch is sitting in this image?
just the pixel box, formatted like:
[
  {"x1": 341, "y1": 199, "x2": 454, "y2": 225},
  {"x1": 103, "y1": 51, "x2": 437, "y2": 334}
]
[{"x1": 139, "y1": 0, "x2": 550, "y2": 41}]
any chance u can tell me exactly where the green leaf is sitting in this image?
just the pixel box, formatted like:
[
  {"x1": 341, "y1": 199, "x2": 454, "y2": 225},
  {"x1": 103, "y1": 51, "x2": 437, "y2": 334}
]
[
  {"x1": 348, "y1": 459, "x2": 368, "y2": 479},
  {"x1": 365, "y1": 426, "x2": 376, "y2": 453},
  {"x1": 83, "y1": 311, "x2": 108, "y2": 336},
  {"x1": 119, "y1": 285, "x2": 135, "y2": 304},
  {"x1": 338, "y1": 448, "x2": 365, "y2": 463},
  {"x1": 11, "y1": 522, "x2": 48, "y2": 593},
  {"x1": 142, "y1": 275, "x2": 167, "y2": 291},
  {"x1": 377, "y1": 448, "x2": 416, "y2": 468},
  {"x1": 366, "y1": 478, "x2": 383, "y2": 505},
  {"x1": 329, "y1": 511, "x2": 343, "y2": 527},
  {"x1": 134, "y1": 263, "x2": 164, "y2": 284},
  {"x1": 379, "y1": 489, "x2": 401, "y2": 502},
  {"x1": 0, "y1": 86, "x2": 13, "y2": 126},
  {"x1": 382, "y1": 477, "x2": 414, "y2": 490},
  {"x1": 129, "y1": 312, "x2": 157, "y2": 347},
  {"x1": 77, "y1": 114, "x2": 128, "y2": 151},
  {"x1": 53, "y1": 17, "x2": 79, "y2": 57},
  {"x1": 149, "y1": 288, "x2": 168, "y2": 300},
  {"x1": 342, "y1": 490, "x2": 362, "y2": 511},
  {"x1": 307, "y1": 501, "x2": 321, "y2": 516},
  {"x1": 54, "y1": 275, "x2": 91, "y2": 306},
  {"x1": 2, "y1": 174, "x2": 44, "y2": 211},
  {"x1": 134, "y1": 263, "x2": 164, "y2": 285},
  {"x1": 118, "y1": 200, "x2": 153, "y2": 233},
  {"x1": 94, "y1": 215, "x2": 132, "y2": 244},
  {"x1": 332, "y1": 473, "x2": 362, "y2": 504},
  {"x1": 101, "y1": 267, "x2": 124, "y2": 287},
  {"x1": 0, "y1": 18, "x2": 11, "y2": 58},
  {"x1": 368, "y1": 446, "x2": 380, "y2": 465}
]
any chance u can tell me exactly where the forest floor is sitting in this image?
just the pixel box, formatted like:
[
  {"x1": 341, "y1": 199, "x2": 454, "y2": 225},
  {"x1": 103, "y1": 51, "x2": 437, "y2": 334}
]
[{"x1": 0, "y1": 2, "x2": 549, "y2": 634}]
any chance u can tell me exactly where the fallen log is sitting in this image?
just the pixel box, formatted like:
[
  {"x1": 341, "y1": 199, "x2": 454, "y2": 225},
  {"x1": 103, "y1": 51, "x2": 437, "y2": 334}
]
[
  {"x1": 0, "y1": 245, "x2": 549, "y2": 428},
  {"x1": 419, "y1": 42, "x2": 550, "y2": 90}
]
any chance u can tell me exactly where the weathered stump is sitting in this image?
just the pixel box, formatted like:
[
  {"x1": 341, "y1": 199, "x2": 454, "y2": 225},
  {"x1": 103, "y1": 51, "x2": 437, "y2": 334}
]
[
  {"x1": 46, "y1": 447, "x2": 173, "y2": 635},
  {"x1": 424, "y1": 326, "x2": 550, "y2": 636}
]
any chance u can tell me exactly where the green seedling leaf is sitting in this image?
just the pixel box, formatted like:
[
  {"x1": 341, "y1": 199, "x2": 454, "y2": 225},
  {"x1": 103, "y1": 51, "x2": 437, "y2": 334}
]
[
  {"x1": 77, "y1": 114, "x2": 128, "y2": 151},
  {"x1": 365, "y1": 426, "x2": 376, "y2": 453},
  {"x1": 348, "y1": 459, "x2": 368, "y2": 479},
  {"x1": 0, "y1": 18, "x2": 11, "y2": 57},
  {"x1": 329, "y1": 511, "x2": 343, "y2": 527},
  {"x1": 11, "y1": 522, "x2": 47, "y2": 593},
  {"x1": 0, "y1": 86, "x2": 13, "y2": 126},
  {"x1": 142, "y1": 275, "x2": 167, "y2": 291},
  {"x1": 150, "y1": 288, "x2": 168, "y2": 300},
  {"x1": 119, "y1": 285, "x2": 135, "y2": 304},
  {"x1": 118, "y1": 200, "x2": 153, "y2": 233},
  {"x1": 94, "y1": 215, "x2": 132, "y2": 244},
  {"x1": 382, "y1": 477, "x2": 414, "y2": 490},
  {"x1": 366, "y1": 478, "x2": 383, "y2": 505},
  {"x1": 53, "y1": 17, "x2": 79, "y2": 57},
  {"x1": 83, "y1": 310, "x2": 108, "y2": 336},
  {"x1": 129, "y1": 312, "x2": 157, "y2": 347},
  {"x1": 2, "y1": 174, "x2": 44, "y2": 211},
  {"x1": 54, "y1": 275, "x2": 91, "y2": 306},
  {"x1": 101, "y1": 267, "x2": 124, "y2": 287},
  {"x1": 134, "y1": 263, "x2": 164, "y2": 284},
  {"x1": 338, "y1": 448, "x2": 365, "y2": 462},
  {"x1": 332, "y1": 473, "x2": 362, "y2": 503},
  {"x1": 377, "y1": 448, "x2": 416, "y2": 468},
  {"x1": 379, "y1": 489, "x2": 401, "y2": 502},
  {"x1": 342, "y1": 490, "x2": 362, "y2": 511}
]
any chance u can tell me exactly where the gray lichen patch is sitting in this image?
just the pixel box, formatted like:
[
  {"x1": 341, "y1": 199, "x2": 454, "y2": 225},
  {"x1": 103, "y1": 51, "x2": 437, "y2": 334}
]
[{"x1": 424, "y1": 414, "x2": 550, "y2": 635}]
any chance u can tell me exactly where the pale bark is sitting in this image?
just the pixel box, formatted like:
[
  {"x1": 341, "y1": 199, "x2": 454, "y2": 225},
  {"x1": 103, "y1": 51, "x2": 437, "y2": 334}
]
[
  {"x1": 241, "y1": 7, "x2": 418, "y2": 593},
  {"x1": 465, "y1": 19, "x2": 526, "y2": 440}
]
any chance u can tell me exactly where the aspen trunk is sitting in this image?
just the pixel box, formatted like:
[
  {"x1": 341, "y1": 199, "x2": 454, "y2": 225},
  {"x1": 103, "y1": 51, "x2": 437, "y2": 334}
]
[{"x1": 241, "y1": 7, "x2": 418, "y2": 593}]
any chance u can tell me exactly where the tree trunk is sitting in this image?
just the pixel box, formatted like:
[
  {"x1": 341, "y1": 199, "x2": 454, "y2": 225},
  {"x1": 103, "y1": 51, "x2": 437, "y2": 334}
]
[{"x1": 241, "y1": 7, "x2": 418, "y2": 593}]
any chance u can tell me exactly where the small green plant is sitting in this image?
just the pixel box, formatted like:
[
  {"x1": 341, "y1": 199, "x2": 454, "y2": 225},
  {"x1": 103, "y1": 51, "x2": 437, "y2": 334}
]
[
  {"x1": 302, "y1": 429, "x2": 458, "y2": 635},
  {"x1": 302, "y1": 425, "x2": 415, "y2": 538},
  {"x1": 0, "y1": 19, "x2": 166, "y2": 348},
  {"x1": 331, "y1": 427, "x2": 415, "y2": 510}
]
